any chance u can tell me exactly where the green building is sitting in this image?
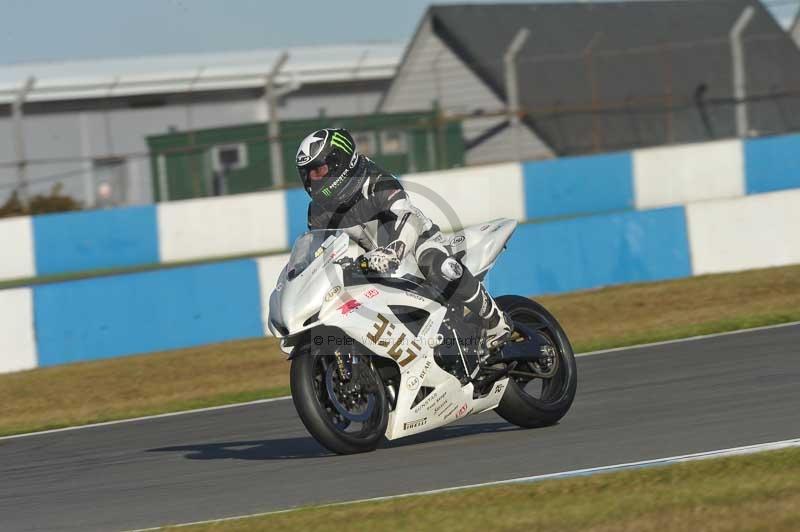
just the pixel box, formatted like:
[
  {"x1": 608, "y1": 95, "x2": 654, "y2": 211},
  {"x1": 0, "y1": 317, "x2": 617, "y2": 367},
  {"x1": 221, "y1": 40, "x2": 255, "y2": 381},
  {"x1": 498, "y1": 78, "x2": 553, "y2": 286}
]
[{"x1": 147, "y1": 111, "x2": 464, "y2": 201}]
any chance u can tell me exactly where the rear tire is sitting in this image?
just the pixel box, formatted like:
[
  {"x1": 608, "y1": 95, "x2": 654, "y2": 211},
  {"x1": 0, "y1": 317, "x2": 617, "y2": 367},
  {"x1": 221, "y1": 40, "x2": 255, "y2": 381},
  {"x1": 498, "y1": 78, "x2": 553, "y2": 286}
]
[
  {"x1": 494, "y1": 296, "x2": 578, "y2": 428},
  {"x1": 290, "y1": 347, "x2": 389, "y2": 455}
]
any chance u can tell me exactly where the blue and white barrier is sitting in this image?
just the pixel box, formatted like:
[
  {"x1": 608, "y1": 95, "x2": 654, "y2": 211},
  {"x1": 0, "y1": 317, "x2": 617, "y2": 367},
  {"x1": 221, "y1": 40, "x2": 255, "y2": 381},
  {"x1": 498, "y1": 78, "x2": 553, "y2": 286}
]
[
  {"x1": 2, "y1": 132, "x2": 800, "y2": 282},
  {"x1": 2, "y1": 132, "x2": 800, "y2": 372},
  {"x1": 0, "y1": 288, "x2": 37, "y2": 373},
  {"x1": 523, "y1": 152, "x2": 634, "y2": 219},
  {"x1": 401, "y1": 163, "x2": 527, "y2": 231},
  {"x1": 745, "y1": 134, "x2": 800, "y2": 194},
  {"x1": 632, "y1": 139, "x2": 744, "y2": 209},
  {"x1": 33, "y1": 206, "x2": 159, "y2": 275},
  {"x1": 687, "y1": 188, "x2": 800, "y2": 275},
  {"x1": 33, "y1": 260, "x2": 265, "y2": 366},
  {"x1": 0, "y1": 216, "x2": 35, "y2": 281},
  {"x1": 485, "y1": 206, "x2": 691, "y2": 296},
  {"x1": 4, "y1": 184, "x2": 799, "y2": 373},
  {"x1": 158, "y1": 192, "x2": 288, "y2": 263}
]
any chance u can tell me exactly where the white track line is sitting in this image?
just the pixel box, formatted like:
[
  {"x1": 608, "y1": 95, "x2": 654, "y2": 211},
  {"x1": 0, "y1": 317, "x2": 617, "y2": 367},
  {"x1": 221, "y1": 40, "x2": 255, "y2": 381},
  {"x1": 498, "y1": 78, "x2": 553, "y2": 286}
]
[
  {"x1": 3, "y1": 320, "x2": 798, "y2": 442},
  {"x1": 126, "y1": 437, "x2": 800, "y2": 532},
  {"x1": 0, "y1": 396, "x2": 291, "y2": 442},
  {"x1": 577, "y1": 320, "x2": 800, "y2": 358}
]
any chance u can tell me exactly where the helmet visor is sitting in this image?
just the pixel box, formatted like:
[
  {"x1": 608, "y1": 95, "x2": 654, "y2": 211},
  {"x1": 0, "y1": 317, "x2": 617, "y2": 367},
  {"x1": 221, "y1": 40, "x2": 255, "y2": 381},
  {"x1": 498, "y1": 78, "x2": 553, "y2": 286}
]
[{"x1": 308, "y1": 164, "x2": 329, "y2": 181}]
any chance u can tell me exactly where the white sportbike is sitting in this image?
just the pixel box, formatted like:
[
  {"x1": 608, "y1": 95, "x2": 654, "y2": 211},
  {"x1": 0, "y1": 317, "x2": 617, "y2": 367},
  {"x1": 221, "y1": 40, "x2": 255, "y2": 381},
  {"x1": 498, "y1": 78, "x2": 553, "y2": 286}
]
[{"x1": 268, "y1": 219, "x2": 577, "y2": 454}]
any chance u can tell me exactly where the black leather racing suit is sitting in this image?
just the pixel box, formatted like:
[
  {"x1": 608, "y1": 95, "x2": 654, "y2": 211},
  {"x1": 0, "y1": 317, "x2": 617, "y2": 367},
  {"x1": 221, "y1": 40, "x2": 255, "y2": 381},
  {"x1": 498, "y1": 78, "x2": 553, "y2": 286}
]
[{"x1": 307, "y1": 156, "x2": 500, "y2": 326}]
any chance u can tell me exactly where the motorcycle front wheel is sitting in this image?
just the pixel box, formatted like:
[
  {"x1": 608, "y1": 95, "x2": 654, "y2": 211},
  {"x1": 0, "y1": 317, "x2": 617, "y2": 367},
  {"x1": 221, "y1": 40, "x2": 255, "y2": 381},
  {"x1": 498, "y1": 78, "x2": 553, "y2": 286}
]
[
  {"x1": 290, "y1": 346, "x2": 389, "y2": 455},
  {"x1": 494, "y1": 295, "x2": 578, "y2": 428}
]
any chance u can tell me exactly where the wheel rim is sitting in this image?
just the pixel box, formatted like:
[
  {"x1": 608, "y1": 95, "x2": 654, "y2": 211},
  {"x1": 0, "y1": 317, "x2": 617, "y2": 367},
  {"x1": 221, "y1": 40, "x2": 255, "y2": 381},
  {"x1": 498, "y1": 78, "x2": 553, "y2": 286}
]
[
  {"x1": 506, "y1": 307, "x2": 571, "y2": 407},
  {"x1": 311, "y1": 354, "x2": 384, "y2": 437}
]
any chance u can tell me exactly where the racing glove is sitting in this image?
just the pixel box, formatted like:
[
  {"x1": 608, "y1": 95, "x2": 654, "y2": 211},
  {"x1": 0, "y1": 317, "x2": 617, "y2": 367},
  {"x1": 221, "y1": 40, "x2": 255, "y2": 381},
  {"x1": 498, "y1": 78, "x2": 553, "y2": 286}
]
[{"x1": 360, "y1": 247, "x2": 400, "y2": 273}]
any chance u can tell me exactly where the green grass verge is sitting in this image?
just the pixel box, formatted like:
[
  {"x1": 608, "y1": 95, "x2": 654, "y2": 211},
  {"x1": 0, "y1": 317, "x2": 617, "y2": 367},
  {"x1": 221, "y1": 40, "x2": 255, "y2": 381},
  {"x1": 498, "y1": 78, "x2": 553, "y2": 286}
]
[
  {"x1": 163, "y1": 447, "x2": 800, "y2": 531},
  {"x1": 1, "y1": 264, "x2": 799, "y2": 437}
]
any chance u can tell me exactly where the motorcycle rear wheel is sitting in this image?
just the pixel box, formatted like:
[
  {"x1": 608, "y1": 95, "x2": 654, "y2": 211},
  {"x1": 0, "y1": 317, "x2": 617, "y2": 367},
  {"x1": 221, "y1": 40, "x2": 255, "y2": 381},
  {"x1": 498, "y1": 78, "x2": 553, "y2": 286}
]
[
  {"x1": 290, "y1": 347, "x2": 389, "y2": 455},
  {"x1": 494, "y1": 295, "x2": 578, "y2": 428}
]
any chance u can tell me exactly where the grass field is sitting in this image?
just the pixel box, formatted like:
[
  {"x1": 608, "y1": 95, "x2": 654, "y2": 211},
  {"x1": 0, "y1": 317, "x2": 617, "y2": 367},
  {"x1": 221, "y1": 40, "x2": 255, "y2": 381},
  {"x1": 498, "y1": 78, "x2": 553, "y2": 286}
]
[
  {"x1": 163, "y1": 447, "x2": 800, "y2": 531},
  {"x1": 1, "y1": 264, "x2": 799, "y2": 437}
]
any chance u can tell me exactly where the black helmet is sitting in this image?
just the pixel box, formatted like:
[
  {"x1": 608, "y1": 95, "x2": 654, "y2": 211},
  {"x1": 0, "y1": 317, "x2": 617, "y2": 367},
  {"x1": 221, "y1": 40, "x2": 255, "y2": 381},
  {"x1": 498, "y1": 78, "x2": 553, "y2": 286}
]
[{"x1": 296, "y1": 128, "x2": 365, "y2": 208}]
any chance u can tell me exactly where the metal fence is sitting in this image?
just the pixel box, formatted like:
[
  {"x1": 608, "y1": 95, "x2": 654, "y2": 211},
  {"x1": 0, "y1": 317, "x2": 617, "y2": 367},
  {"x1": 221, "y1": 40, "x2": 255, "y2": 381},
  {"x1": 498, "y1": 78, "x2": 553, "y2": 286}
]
[{"x1": 3, "y1": 4, "x2": 800, "y2": 212}]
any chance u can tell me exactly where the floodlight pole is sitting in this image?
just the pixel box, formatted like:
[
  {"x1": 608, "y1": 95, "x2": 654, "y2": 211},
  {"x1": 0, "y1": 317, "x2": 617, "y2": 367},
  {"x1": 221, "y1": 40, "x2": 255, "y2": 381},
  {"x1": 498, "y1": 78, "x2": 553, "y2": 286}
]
[
  {"x1": 265, "y1": 52, "x2": 290, "y2": 188},
  {"x1": 504, "y1": 28, "x2": 530, "y2": 161},
  {"x1": 731, "y1": 6, "x2": 755, "y2": 138},
  {"x1": 12, "y1": 77, "x2": 35, "y2": 207}
]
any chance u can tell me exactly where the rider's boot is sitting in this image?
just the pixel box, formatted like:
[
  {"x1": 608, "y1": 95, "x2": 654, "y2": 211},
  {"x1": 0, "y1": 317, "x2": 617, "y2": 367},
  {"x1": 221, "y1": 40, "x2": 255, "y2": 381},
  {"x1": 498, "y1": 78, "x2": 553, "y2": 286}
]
[{"x1": 464, "y1": 282, "x2": 512, "y2": 350}]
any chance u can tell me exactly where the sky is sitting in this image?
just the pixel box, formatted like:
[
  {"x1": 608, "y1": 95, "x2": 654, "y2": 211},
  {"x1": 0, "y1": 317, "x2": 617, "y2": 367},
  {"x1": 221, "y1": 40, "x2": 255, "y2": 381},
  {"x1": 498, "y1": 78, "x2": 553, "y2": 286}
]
[{"x1": 1, "y1": 0, "x2": 798, "y2": 66}]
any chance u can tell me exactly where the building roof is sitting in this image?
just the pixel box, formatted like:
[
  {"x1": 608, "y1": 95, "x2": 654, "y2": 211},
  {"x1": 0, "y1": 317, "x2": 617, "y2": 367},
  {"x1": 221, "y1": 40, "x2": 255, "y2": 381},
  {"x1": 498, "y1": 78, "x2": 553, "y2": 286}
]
[
  {"x1": 792, "y1": 9, "x2": 800, "y2": 45},
  {"x1": 0, "y1": 42, "x2": 404, "y2": 105},
  {"x1": 422, "y1": 0, "x2": 800, "y2": 154}
]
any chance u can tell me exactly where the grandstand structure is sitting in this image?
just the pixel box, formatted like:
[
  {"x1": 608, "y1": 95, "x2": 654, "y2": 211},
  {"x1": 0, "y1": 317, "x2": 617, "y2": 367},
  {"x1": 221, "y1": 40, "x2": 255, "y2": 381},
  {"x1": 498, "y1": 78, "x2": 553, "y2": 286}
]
[{"x1": 0, "y1": 43, "x2": 403, "y2": 206}]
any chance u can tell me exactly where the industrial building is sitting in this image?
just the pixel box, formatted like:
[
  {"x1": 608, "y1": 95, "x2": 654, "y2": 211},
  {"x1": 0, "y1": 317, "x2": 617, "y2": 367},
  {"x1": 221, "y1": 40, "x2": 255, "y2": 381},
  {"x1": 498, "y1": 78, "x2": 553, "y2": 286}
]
[
  {"x1": 379, "y1": 0, "x2": 800, "y2": 161},
  {"x1": 5, "y1": 1, "x2": 800, "y2": 209},
  {"x1": 0, "y1": 43, "x2": 402, "y2": 206}
]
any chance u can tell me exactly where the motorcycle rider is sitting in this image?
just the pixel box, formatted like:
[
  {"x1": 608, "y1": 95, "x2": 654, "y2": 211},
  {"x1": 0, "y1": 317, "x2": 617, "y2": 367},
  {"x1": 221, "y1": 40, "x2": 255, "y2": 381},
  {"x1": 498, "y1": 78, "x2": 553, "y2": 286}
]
[{"x1": 295, "y1": 128, "x2": 512, "y2": 349}]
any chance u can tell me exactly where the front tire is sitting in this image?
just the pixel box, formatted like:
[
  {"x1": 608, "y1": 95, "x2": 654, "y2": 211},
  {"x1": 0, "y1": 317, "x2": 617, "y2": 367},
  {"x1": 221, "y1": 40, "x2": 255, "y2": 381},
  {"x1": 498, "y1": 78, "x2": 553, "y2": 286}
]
[
  {"x1": 290, "y1": 347, "x2": 389, "y2": 455},
  {"x1": 494, "y1": 296, "x2": 578, "y2": 428}
]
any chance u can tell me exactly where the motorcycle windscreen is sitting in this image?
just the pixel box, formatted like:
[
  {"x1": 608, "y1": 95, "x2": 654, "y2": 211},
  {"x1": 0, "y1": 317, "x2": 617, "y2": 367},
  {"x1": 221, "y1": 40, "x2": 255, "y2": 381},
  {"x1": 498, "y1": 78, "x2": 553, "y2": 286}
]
[{"x1": 286, "y1": 230, "x2": 344, "y2": 280}]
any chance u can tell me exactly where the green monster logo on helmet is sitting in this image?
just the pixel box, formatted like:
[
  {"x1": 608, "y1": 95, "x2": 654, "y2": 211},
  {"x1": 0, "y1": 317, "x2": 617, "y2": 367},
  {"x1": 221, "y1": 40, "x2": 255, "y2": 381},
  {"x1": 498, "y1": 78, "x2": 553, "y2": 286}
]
[{"x1": 330, "y1": 131, "x2": 354, "y2": 154}]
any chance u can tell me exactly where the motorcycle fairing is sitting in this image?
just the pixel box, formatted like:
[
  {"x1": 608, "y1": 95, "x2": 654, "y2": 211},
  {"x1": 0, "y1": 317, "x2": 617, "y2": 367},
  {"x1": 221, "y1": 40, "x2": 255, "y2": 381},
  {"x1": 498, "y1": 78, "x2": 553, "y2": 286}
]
[
  {"x1": 449, "y1": 218, "x2": 517, "y2": 276},
  {"x1": 268, "y1": 219, "x2": 518, "y2": 439},
  {"x1": 311, "y1": 280, "x2": 510, "y2": 440},
  {"x1": 269, "y1": 219, "x2": 517, "y2": 341}
]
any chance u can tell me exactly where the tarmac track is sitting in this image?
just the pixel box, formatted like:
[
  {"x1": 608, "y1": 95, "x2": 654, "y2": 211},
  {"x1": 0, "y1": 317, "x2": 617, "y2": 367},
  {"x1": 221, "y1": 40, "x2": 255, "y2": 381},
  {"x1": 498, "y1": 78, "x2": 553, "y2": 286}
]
[{"x1": 1, "y1": 324, "x2": 799, "y2": 532}]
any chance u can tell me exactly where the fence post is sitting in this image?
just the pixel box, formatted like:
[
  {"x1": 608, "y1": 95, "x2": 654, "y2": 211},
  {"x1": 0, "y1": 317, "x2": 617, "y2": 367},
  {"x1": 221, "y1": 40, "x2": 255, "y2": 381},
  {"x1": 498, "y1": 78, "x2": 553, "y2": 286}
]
[
  {"x1": 157, "y1": 154, "x2": 169, "y2": 202},
  {"x1": 504, "y1": 28, "x2": 530, "y2": 162},
  {"x1": 12, "y1": 77, "x2": 35, "y2": 207},
  {"x1": 186, "y1": 67, "x2": 205, "y2": 197},
  {"x1": 79, "y1": 112, "x2": 96, "y2": 208},
  {"x1": 661, "y1": 44, "x2": 674, "y2": 144},
  {"x1": 265, "y1": 52, "x2": 289, "y2": 188},
  {"x1": 582, "y1": 33, "x2": 603, "y2": 153},
  {"x1": 731, "y1": 6, "x2": 755, "y2": 138}
]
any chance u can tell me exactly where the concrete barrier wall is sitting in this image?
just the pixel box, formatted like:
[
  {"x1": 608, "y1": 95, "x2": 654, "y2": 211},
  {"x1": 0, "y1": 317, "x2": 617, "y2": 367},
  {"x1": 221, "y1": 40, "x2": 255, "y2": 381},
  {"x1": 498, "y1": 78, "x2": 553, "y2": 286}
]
[
  {"x1": 3, "y1": 132, "x2": 800, "y2": 372},
  {"x1": 0, "y1": 288, "x2": 37, "y2": 373},
  {"x1": 4, "y1": 183, "x2": 799, "y2": 373},
  {"x1": 744, "y1": 134, "x2": 800, "y2": 195},
  {"x1": 687, "y1": 189, "x2": 800, "y2": 275},
  {"x1": 3, "y1": 133, "x2": 800, "y2": 282},
  {"x1": 401, "y1": 163, "x2": 526, "y2": 231},
  {"x1": 523, "y1": 152, "x2": 633, "y2": 219},
  {"x1": 0, "y1": 216, "x2": 35, "y2": 280},
  {"x1": 32, "y1": 206, "x2": 159, "y2": 276},
  {"x1": 485, "y1": 207, "x2": 692, "y2": 296},
  {"x1": 33, "y1": 260, "x2": 264, "y2": 366},
  {"x1": 633, "y1": 139, "x2": 744, "y2": 209},
  {"x1": 284, "y1": 188, "x2": 312, "y2": 246},
  {"x1": 157, "y1": 192, "x2": 287, "y2": 263}
]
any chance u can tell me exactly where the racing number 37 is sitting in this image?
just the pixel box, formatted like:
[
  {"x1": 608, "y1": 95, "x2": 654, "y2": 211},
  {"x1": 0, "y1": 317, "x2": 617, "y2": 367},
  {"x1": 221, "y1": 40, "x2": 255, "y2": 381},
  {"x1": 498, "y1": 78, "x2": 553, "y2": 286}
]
[{"x1": 367, "y1": 314, "x2": 420, "y2": 367}]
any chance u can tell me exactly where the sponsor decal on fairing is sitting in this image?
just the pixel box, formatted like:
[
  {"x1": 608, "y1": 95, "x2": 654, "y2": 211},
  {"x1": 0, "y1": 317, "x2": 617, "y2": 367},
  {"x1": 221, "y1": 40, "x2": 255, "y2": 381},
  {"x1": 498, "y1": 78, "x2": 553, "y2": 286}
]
[
  {"x1": 338, "y1": 299, "x2": 361, "y2": 315},
  {"x1": 324, "y1": 286, "x2": 342, "y2": 302},
  {"x1": 402, "y1": 418, "x2": 428, "y2": 430}
]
